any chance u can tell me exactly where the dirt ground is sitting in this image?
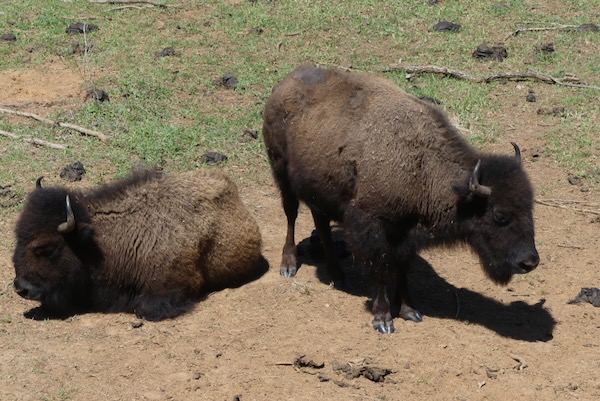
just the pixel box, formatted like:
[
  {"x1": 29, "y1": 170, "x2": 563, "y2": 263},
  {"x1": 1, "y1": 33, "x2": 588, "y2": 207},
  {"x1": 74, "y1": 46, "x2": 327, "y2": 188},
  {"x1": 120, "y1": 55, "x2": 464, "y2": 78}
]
[{"x1": 1, "y1": 63, "x2": 599, "y2": 401}]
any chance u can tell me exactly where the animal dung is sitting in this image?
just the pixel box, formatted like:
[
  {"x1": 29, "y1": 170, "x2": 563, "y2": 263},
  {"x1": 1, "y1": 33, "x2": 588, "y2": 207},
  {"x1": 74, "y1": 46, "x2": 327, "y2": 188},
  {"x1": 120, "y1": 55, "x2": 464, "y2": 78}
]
[
  {"x1": 85, "y1": 89, "x2": 110, "y2": 102},
  {"x1": 60, "y1": 161, "x2": 86, "y2": 182},
  {"x1": 577, "y1": 23, "x2": 599, "y2": 32},
  {"x1": 472, "y1": 44, "x2": 508, "y2": 61},
  {"x1": 66, "y1": 22, "x2": 99, "y2": 34},
  {"x1": 526, "y1": 90, "x2": 536, "y2": 103},
  {"x1": 568, "y1": 288, "x2": 600, "y2": 307},
  {"x1": 1, "y1": 32, "x2": 17, "y2": 41},
  {"x1": 212, "y1": 74, "x2": 239, "y2": 89},
  {"x1": 155, "y1": 47, "x2": 177, "y2": 58},
  {"x1": 199, "y1": 151, "x2": 228, "y2": 165},
  {"x1": 432, "y1": 21, "x2": 462, "y2": 32}
]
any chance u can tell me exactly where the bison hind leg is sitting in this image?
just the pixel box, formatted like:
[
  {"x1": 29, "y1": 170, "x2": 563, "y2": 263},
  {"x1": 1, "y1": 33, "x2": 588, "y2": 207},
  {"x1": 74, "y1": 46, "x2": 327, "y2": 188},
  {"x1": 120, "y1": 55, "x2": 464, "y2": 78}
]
[
  {"x1": 311, "y1": 210, "x2": 348, "y2": 289},
  {"x1": 133, "y1": 293, "x2": 194, "y2": 321}
]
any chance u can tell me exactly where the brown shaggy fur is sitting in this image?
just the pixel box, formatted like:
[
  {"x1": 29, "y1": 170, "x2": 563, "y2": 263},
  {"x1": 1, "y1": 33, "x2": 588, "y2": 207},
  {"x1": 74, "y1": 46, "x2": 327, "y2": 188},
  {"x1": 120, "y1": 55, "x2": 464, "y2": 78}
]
[
  {"x1": 13, "y1": 169, "x2": 263, "y2": 320},
  {"x1": 263, "y1": 65, "x2": 539, "y2": 334}
]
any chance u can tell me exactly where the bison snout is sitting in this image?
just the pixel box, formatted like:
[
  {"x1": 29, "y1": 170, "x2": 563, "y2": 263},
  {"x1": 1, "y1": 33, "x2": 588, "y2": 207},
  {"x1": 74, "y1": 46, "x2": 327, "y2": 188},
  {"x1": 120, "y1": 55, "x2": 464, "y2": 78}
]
[
  {"x1": 13, "y1": 278, "x2": 42, "y2": 301},
  {"x1": 514, "y1": 253, "x2": 540, "y2": 274}
]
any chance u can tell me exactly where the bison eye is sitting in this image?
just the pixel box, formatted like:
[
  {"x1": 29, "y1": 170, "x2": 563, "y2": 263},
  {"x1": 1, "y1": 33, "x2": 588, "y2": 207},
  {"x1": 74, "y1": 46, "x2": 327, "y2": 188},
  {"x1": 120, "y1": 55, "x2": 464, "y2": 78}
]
[
  {"x1": 492, "y1": 208, "x2": 512, "y2": 226},
  {"x1": 33, "y1": 243, "x2": 61, "y2": 261}
]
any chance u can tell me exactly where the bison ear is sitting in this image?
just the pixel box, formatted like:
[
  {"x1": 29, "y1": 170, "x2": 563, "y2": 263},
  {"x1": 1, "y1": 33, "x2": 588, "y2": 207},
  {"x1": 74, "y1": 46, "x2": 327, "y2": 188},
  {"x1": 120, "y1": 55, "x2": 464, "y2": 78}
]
[{"x1": 76, "y1": 223, "x2": 95, "y2": 242}]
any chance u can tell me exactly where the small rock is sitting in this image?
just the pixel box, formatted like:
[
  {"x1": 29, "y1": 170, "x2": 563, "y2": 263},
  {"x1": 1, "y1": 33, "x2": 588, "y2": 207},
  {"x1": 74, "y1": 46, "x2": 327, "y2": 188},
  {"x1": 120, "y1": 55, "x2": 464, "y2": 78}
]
[
  {"x1": 472, "y1": 44, "x2": 508, "y2": 61},
  {"x1": 567, "y1": 175, "x2": 582, "y2": 186},
  {"x1": 85, "y1": 89, "x2": 110, "y2": 102},
  {"x1": 580, "y1": 186, "x2": 589, "y2": 193},
  {"x1": 155, "y1": 47, "x2": 177, "y2": 57},
  {"x1": 131, "y1": 320, "x2": 144, "y2": 329},
  {"x1": 66, "y1": 22, "x2": 99, "y2": 34},
  {"x1": 193, "y1": 372, "x2": 203, "y2": 380},
  {"x1": 432, "y1": 21, "x2": 461, "y2": 32},
  {"x1": 577, "y1": 23, "x2": 599, "y2": 32},
  {"x1": 526, "y1": 90, "x2": 536, "y2": 102},
  {"x1": 60, "y1": 161, "x2": 86, "y2": 182},
  {"x1": 199, "y1": 151, "x2": 228, "y2": 165},
  {"x1": 212, "y1": 74, "x2": 238, "y2": 89},
  {"x1": 1, "y1": 32, "x2": 16, "y2": 41}
]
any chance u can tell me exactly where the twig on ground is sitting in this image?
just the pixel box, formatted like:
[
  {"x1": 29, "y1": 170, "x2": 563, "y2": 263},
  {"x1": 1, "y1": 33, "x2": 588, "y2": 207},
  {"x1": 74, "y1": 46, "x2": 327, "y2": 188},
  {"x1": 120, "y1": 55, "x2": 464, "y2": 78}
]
[
  {"x1": 377, "y1": 63, "x2": 600, "y2": 90},
  {"x1": 88, "y1": 0, "x2": 174, "y2": 7},
  {"x1": 0, "y1": 129, "x2": 67, "y2": 150},
  {"x1": 505, "y1": 24, "x2": 580, "y2": 40},
  {"x1": 0, "y1": 107, "x2": 108, "y2": 142},
  {"x1": 109, "y1": 5, "x2": 149, "y2": 11},
  {"x1": 556, "y1": 243, "x2": 584, "y2": 250},
  {"x1": 535, "y1": 199, "x2": 600, "y2": 216}
]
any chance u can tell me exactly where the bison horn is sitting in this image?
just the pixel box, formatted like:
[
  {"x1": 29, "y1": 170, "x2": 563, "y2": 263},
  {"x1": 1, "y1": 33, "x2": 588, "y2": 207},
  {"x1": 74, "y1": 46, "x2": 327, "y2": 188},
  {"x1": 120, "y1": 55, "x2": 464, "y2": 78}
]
[
  {"x1": 35, "y1": 177, "x2": 44, "y2": 189},
  {"x1": 469, "y1": 160, "x2": 492, "y2": 197},
  {"x1": 57, "y1": 195, "x2": 76, "y2": 234},
  {"x1": 510, "y1": 141, "x2": 521, "y2": 165}
]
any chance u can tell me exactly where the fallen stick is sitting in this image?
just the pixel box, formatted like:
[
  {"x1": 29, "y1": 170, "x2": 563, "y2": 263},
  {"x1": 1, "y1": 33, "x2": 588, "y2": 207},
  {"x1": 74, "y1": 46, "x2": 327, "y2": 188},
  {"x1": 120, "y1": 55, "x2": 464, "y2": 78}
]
[
  {"x1": 535, "y1": 199, "x2": 600, "y2": 216},
  {"x1": 0, "y1": 107, "x2": 108, "y2": 142},
  {"x1": 0, "y1": 129, "x2": 67, "y2": 150},
  {"x1": 88, "y1": 0, "x2": 176, "y2": 7},
  {"x1": 505, "y1": 24, "x2": 580, "y2": 39},
  {"x1": 377, "y1": 63, "x2": 600, "y2": 90}
]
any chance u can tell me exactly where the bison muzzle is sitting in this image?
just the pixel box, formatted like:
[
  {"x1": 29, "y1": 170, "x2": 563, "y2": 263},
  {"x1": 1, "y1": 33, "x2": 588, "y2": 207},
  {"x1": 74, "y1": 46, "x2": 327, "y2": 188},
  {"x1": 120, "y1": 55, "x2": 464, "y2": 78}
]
[{"x1": 263, "y1": 65, "x2": 539, "y2": 334}]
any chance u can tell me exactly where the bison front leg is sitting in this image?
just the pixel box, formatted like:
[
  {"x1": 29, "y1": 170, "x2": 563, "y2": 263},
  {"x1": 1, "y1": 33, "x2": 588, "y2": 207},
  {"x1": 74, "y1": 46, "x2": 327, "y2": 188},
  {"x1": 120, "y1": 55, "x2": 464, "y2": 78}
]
[
  {"x1": 344, "y1": 203, "x2": 395, "y2": 333},
  {"x1": 395, "y1": 259, "x2": 423, "y2": 323}
]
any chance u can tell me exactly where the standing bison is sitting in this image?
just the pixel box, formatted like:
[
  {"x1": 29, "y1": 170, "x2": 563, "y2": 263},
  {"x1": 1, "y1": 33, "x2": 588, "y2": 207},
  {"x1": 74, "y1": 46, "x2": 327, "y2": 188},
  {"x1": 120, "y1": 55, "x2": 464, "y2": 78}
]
[
  {"x1": 12, "y1": 168, "x2": 263, "y2": 320},
  {"x1": 263, "y1": 65, "x2": 540, "y2": 334}
]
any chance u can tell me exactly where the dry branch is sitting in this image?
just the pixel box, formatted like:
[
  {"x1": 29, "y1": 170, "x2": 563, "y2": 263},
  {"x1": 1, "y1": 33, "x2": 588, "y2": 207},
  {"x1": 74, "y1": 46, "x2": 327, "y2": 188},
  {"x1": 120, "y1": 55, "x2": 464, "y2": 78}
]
[
  {"x1": 535, "y1": 199, "x2": 600, "y2": 216},
  {"x1": 505, "y1": 24, "x2": 580, "y2": 40},
  {"x1": 88, "y1": 0, "x2": 176, "y2": 7},
  {"x1": 0, "y1": 107, "x2": 108, "y2": 142},
  {"x1": 0, "y1": 129, "x2": 67, "y2": 150},
  {"x1": 378, "y1": 63, "x2": 600, "y2": 90}
]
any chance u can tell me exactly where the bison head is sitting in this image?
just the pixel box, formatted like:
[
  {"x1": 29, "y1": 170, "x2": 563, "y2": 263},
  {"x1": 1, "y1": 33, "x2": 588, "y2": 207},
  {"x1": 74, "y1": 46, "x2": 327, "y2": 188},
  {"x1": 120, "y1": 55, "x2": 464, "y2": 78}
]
[
  {"x1": 459, "y1": 143, "x2": 539, "y2": 285},
  {"x1": 12, "y1": 184, "x2": 98, "y2": 316}
]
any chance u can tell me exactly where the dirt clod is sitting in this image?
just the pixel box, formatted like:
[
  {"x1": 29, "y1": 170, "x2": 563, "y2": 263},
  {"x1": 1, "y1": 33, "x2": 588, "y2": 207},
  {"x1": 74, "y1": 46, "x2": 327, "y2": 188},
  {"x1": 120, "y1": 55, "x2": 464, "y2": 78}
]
[
  {"x1": 239, "y1": 129, "x2": 259, "y2": 142},
  {"x1": 567, "y1": 175, "x2": 582, "y2": 186},
  {"x1": 0, "y1": 184, "x2": 19, "y2": 208},
  {"x1": 294, "y1": 355, "x2": 325, "y2": 369},
  {"x1": 332, "y1": 360, "x2": 393, "y2": 382}
]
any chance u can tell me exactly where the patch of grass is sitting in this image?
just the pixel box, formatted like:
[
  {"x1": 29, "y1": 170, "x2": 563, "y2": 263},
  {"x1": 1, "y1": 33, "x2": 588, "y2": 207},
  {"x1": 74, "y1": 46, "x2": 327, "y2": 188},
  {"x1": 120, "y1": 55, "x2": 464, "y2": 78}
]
[{"x1": 0, "y1": 0, "x2": 597, "y2": 194}]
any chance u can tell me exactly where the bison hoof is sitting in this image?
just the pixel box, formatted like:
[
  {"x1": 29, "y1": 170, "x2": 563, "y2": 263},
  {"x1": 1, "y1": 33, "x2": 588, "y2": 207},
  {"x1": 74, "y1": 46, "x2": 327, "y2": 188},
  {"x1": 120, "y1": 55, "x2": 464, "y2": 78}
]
[
  {"x1": 400, "y1": 309, "x2": 423, "y2": 323},
  {"x1": 374, "y1": 322, "x2": 395, "y2": 334},
  {"x1": 280, "y1": 265, "x2": 297, "y2": 277}
]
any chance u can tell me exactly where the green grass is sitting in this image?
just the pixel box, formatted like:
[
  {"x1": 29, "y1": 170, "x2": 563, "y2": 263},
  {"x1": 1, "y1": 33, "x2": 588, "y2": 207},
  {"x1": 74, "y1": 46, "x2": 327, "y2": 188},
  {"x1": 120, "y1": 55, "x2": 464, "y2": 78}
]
[{"x1": 0, "y1": 0, "x2": 598, "y2": 201}]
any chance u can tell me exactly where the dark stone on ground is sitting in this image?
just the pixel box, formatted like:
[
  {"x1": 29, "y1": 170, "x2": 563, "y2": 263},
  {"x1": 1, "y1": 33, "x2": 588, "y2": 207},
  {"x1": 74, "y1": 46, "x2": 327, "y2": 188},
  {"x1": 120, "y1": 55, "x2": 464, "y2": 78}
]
[
  {"x1": 539, "y1": 42, "x2": 555, "y2": 53},
  {"x1": 0, "y1": 185, "x2": 19, "y2": 208},
  {"x1": 567, "y1": 175, "x2": 582, "y2": 186},
  {"x1": 85, "y1": 89, "x2": 110, "y2": 102},
  {"x1": 577, "y1": 23, "x2": 599, "y2": 32},
  {"x1": 526, "y1": 90, "x2": 536, "y2": 102},
  {"x1": 1, "y1": 32, "x2": 16, "y2": 41},
  {"x1": 568, "y1": 288, "x2": 600, "y2": 307},
  {"x1": 212, "y1": 74, "x2": 238, "y2": 89}
]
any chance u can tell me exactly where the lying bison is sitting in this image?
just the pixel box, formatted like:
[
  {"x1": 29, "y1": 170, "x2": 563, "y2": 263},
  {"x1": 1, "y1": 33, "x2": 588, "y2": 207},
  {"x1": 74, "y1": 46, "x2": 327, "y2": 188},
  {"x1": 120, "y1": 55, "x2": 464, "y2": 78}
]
[
  {"x1": 263, "y1": 65, "x2": 540, "y2": 334},
  {"x1": 12, "y1": 169, "x2": 263, "y2": 320}
]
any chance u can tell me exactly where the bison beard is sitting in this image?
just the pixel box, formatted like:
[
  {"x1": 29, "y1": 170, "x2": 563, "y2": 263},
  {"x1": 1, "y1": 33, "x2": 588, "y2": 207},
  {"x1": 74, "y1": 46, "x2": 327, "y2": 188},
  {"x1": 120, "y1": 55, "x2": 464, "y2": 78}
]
[
  {"x1": 263, "y1": 65, "x2": 540, "y2": 334},
  {"x1": 12, "y1": 169, "x2": 263, "y2": 320}
]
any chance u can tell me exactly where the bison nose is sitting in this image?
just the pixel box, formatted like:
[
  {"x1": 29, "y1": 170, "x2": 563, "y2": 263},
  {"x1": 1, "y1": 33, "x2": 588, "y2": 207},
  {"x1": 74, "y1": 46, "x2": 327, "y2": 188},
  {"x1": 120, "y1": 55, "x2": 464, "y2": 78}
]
[
  {"x1": 13, "y1": 278, "x2": 40, "y2": 300},
  {"x1": 519, "y1": 253, "x2": 540, "y2": 273}
]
